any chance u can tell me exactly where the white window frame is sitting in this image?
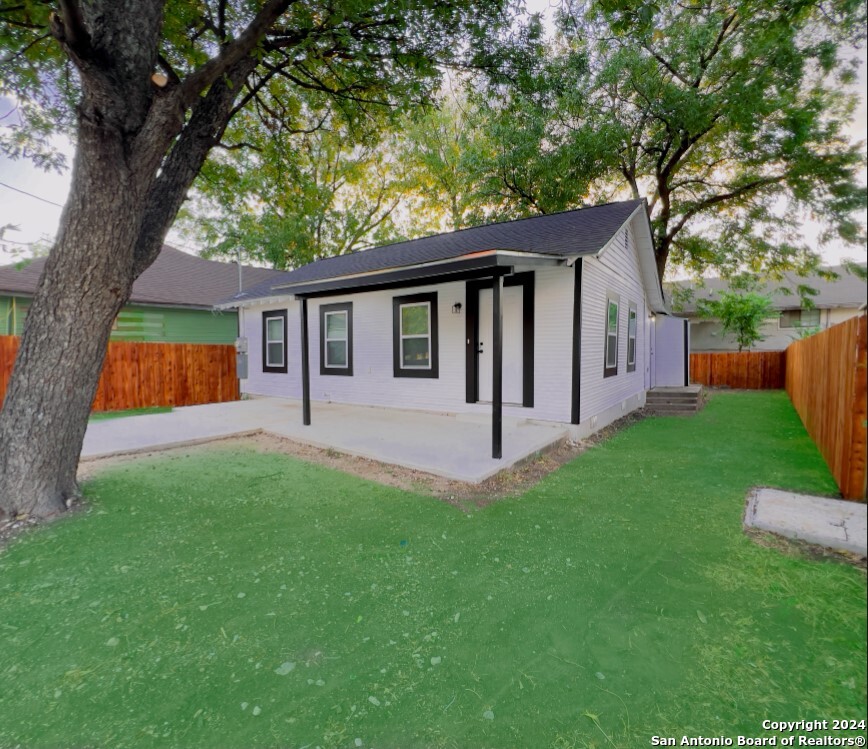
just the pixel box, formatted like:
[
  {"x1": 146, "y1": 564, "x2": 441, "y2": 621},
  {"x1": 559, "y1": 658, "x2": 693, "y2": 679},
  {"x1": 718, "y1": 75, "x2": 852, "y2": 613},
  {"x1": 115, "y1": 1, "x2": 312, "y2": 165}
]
[
  {"x1": 323, "y1": 310, "x2": 349, "y2": 369},
  {"x1": 265, "y1": 314, "x2": 285, "y2": 368},
  {"x1": 399, "y1": 301, "x2": 432, "y2": 370},
  {"x1": 604, "y1": 296, "x2": 619, "y2": 377}
]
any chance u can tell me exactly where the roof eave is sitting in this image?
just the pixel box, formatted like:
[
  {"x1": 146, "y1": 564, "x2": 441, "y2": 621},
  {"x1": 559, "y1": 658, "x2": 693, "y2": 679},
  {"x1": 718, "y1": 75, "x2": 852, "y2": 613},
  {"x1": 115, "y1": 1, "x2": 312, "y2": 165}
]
[
  {"x1": 272, "y1": 250, "x2": 565, "y2": 299},
  {"x1": 272, "y1": 249, "x2": 563, "y2": 293},
  {"x1": 215, "y1": 293, "x2": 296, "y2": 310}
]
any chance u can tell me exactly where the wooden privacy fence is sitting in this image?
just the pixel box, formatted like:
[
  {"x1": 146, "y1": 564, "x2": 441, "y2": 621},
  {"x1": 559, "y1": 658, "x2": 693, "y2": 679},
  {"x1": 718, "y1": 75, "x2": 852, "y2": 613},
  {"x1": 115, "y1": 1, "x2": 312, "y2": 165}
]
[
  {"x1": 0, "y1": 336, "x2": 239, "y2": 413},
  {"x1": 785, "y1": 314, "x2": 867, "y2": 500},
  {"x1": 690, "y1": 351, "x2": 786, "y2": 389}
]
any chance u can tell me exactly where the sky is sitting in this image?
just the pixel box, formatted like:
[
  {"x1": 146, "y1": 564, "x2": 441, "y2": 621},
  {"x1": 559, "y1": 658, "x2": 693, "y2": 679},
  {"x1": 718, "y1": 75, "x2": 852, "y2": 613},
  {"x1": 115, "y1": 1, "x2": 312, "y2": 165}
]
[{"x1": 0, "y1": 5, "x2": 866, "y2": 271}]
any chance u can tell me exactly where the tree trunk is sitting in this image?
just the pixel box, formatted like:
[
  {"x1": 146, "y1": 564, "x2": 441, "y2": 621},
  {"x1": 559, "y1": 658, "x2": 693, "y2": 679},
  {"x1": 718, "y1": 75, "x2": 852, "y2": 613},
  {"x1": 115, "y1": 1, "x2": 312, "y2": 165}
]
[
  {"x1": 655, "y1": 246, "x2": 668, "y2": 282},
  {"x1": 651, "y1": 206, "x2": 670, "y2": 282},
  {"x1": 0, "y1": 119, "x2": 145, "y2": 518},
  {"x1": 0, "y1": 0, "x2": 293, "y2": 520}
]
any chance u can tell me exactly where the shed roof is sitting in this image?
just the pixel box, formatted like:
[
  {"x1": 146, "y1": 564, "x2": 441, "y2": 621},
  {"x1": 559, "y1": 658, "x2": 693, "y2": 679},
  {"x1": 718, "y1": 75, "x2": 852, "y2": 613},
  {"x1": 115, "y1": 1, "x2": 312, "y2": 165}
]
[{"x1": 0, "y1": 246, "x2": 287, "y2": 309}]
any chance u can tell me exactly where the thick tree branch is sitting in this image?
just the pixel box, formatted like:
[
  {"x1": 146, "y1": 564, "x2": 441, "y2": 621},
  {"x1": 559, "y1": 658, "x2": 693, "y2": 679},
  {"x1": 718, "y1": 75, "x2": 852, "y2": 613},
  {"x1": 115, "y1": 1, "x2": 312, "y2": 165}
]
[
  {"x1": 49, "y1": 0, "x2": 91, "y2": 61},
  {"x1": 665, "y1": 175, "x2": 788, "y2": 241},
  {"x1": 217, "y1": 0, "x2": 228, "y2": 41},
  {"x1": 215, "y1": 140, "x2": 262, "y2": 152},
  {"x1": 642, "y1": 43, "x2": 691, "y2": 86},
  {"x1": 134, "y1": 58, "x2": 258, "y2": 275},
  {"x1": 695, "y1": 12, "x2": 740, "y2": 86},
  {"x1": 179, "y1": 0, "x2": 296, "y2": 106}
]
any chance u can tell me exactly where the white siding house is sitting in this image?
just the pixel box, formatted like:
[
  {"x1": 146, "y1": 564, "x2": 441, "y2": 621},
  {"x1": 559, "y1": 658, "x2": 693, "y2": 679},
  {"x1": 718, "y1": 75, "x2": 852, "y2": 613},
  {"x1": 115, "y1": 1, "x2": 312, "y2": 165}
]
[{"x1": 222, "y1": 200, "x2": 688, "y2": 454}]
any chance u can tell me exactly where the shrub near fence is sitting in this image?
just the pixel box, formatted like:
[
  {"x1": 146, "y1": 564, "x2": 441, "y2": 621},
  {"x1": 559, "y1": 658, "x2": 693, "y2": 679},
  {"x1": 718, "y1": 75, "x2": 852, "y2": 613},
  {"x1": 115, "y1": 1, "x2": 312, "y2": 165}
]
[
  {"x1": 785, "y1": 314, "x2": 867, "y2": 500},
  {"x1": 0, "y1": 336, "x2": 239, "y2": 413},
  {"x1": 690, "y1": 351, "x2": 786, "y2": 389}
]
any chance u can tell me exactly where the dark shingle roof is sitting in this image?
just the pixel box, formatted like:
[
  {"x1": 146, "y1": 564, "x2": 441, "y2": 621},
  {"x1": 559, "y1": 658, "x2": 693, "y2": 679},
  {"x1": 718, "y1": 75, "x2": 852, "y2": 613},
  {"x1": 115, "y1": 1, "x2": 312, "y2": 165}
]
[
  {"x1": 228, "y1": 200, "x2": 644, "y2": 304},
  {"x1": 0, "y1": 246, "x2": 287, "y2": 308},
  {"x1": 668, "y1": 266, "x2": 867, "y2": 313}
]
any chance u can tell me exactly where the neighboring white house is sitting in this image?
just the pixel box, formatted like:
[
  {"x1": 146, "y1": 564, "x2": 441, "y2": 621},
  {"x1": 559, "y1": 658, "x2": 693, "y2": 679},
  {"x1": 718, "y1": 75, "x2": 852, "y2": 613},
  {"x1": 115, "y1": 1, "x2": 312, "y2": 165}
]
[
  {"x1": 219, "y1": 200, "x2": 689, "y2": 457},
  {"x1": 669, "y1": 266, "x2": 867, "y2": 352}
]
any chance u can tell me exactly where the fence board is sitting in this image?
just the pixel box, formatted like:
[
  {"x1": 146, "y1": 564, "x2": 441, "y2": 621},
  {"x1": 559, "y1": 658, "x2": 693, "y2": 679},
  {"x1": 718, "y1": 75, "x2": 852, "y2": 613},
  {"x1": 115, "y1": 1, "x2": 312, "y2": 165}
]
[
  {"x1": 0, "y1": 337, "x2": 239, "y2": 413},
  {"x1": 785, "y1": 314, "x2": 867, "y2": 500},
  {"x1": 690, "y1": 351, "x2": 786, "y2": 389},
  {"x1": 0, "y1": 335, "x2": 16, "y2": 403}
]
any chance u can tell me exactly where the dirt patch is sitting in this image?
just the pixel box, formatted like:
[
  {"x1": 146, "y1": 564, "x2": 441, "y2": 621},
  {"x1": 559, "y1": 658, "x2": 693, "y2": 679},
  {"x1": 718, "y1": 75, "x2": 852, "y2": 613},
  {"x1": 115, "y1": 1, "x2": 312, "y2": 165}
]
[
  {"x1": 78, "y1": 408, "x2": 649, "y2": 508},
  {"x1": 244, "y1": 431, "x2": 579, "y2": 508},
  {"x1": 0, "y1": 514, "x2": 43, "y2": 550},
  {"x1": 1, "y1": 409, "x2": 648, "y2": 552},
  {"x1": 744, "y1": 526, "x2": 867, "y2": 571},
  {"x1": 0, "y1": 497, "x2": 86, "y2": 552}
]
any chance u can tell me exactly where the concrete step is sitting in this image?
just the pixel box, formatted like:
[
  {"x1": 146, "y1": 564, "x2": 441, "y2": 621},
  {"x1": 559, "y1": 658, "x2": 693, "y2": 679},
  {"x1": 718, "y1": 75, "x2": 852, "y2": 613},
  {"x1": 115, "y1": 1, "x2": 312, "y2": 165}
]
[
  {"x1": 645, "y1": 392, "x2": 701, "y2": 402},
  {"x1": 646, "y1": 386, "x2": 705, "y2": 416},
  {"x1": 645, "y1": 398, "x2": 700, "y2": 408},
  {"x1": 645, "y1": 395, "x2": 700, "y2": 403},
  {"x1": 647, "y1": 403, "x2": 699, "y2": 409}
]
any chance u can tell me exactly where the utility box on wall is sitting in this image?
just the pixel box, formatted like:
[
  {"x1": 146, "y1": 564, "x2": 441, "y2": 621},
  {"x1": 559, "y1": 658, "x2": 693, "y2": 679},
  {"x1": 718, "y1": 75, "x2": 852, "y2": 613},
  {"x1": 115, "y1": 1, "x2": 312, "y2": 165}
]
[{"x1": 235, "y1": 337, "x2": 248, "y2": 379}]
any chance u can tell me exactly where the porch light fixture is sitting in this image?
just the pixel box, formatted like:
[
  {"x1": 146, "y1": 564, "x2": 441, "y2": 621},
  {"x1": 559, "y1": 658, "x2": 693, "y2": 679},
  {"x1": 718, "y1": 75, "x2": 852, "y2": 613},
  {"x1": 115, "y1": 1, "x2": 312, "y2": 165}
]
[{"x1": 452, "y1": 302, "x2": 462, "y2": 315}]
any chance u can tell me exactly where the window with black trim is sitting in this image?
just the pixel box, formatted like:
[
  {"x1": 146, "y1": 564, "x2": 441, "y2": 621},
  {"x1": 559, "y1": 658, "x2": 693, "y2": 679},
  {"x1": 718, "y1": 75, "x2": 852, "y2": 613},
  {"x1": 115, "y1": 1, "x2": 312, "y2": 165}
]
[
  {"x1": 319, "y1": 302, "x2": 353, "y2": 376},
  {"x1": 393, "y1": 292, "x2": 439, "y2": 378},
  {"x1": 262, "y1": 310, "x2": 287, "y2": 373},
  {"x1": 604, "y1": 295, "x2": 619, "y2": 378},
  {"x1": 626, "y1": 304, "x2": 637, "y2": 373}
]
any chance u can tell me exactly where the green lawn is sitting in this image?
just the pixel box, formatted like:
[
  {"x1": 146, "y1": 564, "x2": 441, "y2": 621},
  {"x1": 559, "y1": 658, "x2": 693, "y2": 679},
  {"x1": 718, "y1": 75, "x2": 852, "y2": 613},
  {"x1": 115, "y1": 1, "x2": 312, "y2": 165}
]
[
  {"x1": 89, "y1": 406, "x2": 173, "y2": 421},
  {"x1": 1, "y1": 392, "x2": 865, "y2": 748}
]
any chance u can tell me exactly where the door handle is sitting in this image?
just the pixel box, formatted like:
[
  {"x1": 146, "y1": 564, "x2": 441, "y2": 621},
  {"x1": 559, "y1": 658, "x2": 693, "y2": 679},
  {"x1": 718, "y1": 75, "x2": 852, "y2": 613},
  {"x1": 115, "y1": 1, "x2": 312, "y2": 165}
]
[{"x1": 477, "y1": 341, "x2": 484, "y2": 354}]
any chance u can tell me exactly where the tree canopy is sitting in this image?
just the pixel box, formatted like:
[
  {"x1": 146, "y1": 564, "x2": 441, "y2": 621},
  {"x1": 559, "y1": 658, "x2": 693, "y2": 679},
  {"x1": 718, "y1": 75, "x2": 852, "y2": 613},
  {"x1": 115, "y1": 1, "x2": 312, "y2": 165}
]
[
  {"x1": 471, "y1": 0, "x2": 868, "y2": 280},
  {"x1": 175, "y1": 0, "x2": 868, "y2": 280},
  {"x1": 179, "y1": 99, "x2": 410, "y2": 268}
]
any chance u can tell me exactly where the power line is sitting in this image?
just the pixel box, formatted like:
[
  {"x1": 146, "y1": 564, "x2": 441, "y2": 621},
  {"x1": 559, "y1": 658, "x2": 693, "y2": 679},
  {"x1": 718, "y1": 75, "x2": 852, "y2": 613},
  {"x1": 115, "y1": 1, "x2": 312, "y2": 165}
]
[{"x1": 0, "y1": 181, "x2": 64, "y2": 208}]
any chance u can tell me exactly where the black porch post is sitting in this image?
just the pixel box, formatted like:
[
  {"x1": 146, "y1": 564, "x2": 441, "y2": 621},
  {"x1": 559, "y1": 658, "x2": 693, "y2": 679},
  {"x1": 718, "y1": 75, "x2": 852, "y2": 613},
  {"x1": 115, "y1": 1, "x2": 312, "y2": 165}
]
[
  {"x1": 570, "y1": 259, "x2": 583, "y2": 424},
  {"x1": 300, "y1": 297, "x2": 311, "y2": 425},
  {"x1": 492, "y1": 274, "x2": 503, "y2": 459}
]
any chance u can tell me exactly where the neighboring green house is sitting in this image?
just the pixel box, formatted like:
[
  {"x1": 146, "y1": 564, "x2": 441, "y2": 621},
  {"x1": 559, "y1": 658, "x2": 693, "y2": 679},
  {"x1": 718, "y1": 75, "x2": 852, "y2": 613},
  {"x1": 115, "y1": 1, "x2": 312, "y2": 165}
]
[{"x1": 0, "y1": 246, "x2": 286, "y2": 344}]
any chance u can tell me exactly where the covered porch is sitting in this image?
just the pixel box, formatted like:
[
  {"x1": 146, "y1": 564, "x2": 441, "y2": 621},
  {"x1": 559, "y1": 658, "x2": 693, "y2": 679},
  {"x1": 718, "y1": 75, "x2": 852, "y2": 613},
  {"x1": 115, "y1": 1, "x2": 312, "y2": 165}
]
[
  {"x1": 80, "y1": 397, "x2": 569, "y2": 483},
  {"x1": 289, "y1": 251, "x2": 569, "y2": 461}
]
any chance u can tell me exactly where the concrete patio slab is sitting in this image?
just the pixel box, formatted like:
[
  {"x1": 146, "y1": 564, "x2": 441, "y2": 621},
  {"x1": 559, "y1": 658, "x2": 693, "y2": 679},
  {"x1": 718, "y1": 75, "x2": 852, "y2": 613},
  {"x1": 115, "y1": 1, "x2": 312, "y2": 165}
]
[
  {"x1": 81, "y1": 398, "x2": 291, "y2": 458},
  {"x1": 745, "y1": 487, "x2": 867, "y2": 556},
  {"x1": 81, "y1": 398, "x2": 568, "y2": 483}
]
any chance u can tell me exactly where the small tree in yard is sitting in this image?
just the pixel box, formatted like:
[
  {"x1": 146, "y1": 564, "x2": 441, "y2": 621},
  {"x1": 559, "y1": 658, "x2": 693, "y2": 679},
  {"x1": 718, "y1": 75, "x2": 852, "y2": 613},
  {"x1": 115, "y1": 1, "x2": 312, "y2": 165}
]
[{"x1": 697, "y1": 291, "x2": 778, "y2": 352}]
